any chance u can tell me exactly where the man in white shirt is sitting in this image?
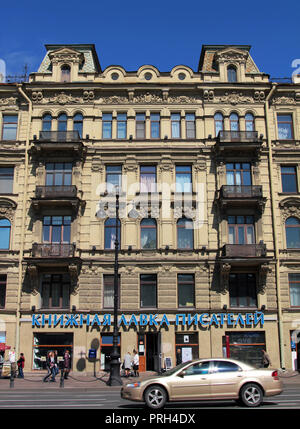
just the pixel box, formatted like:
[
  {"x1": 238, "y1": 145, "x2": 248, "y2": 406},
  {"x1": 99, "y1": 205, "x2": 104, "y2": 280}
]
[
  {"x1": 8, "y1": 348, "x2": 16, "y2": 377},
  {"x1": 132, "y1": 349, "x2": 139, "y2": 377}
]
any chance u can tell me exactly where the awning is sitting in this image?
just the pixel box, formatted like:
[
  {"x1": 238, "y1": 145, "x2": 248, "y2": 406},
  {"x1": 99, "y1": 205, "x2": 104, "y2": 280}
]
[{"x1": 0, "y1": 343, "x2": 11, "y2": 351}]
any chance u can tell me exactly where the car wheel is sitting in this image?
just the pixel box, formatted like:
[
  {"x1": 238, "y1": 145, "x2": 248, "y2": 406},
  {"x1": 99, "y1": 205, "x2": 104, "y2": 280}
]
[
  {"x1": 240, "y1": 383, "x2": 263, "y2": 407},
  {"x1": 144, "y1": 385, "x2": 167, "y2": 409}
]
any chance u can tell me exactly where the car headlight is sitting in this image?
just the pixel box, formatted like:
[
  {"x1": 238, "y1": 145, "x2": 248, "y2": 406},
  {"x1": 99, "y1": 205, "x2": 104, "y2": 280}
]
[{"x1": 126, "y1": 382, "x2": 141, "y2": 388}]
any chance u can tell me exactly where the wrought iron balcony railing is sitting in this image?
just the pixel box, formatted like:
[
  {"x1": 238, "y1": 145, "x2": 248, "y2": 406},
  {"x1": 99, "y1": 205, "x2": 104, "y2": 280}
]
[
  {"x1": 222, "y1": 242, "x2": 267, "y2": 258},
  {"x1": 38, "y1": 131, "x2": 81, "y2": 142},
  {"x1": 32, "y1": 243, "x2": 75, "y2": 258},
  {"x1": 220, "y1": 185, "x2": 263, "y2": 199},
  {"x1": 218, "y1": 131, "x2": 259, "y2": 142},
  {"x1": 35, "y1": 185, "x2": 78, "y2": 199}
]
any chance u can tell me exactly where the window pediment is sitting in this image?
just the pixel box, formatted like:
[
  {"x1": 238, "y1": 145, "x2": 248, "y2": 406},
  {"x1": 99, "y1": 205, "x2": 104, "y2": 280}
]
[
  {"x1": 49, "y1": 48, "x2": 84, "y2": 65},
  {"x1": 215, "y1": 48, "x2": 248, "y2": 65}
]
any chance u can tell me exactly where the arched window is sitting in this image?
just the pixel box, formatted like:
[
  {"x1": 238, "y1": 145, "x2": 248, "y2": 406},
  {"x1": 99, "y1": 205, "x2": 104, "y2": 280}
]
[
  {"x1": 58, "y1": 113, "x2": 67, "y2": 132},
  {"x1": 227, "y1": 65, "x2": 237, "y2": 82},
  {"x1": 230, "y1": 113, "x2": 239, "y2": 131},
  {"x1": 61, "y1": 65, "x2": 71, "y2": 83},
  {"x1": 245, "y1": 113, "x2": 255, "y2": 132},
  {"x1": 42, "y1": 114, "x2": 52, "y2": 132},
  {"x1": 141, "y1": 218, "x2": 157, "y2": 249},
  {"x1": 0, "y1": 218, "x2": 11, "y2": 249},
  {"x1": 214, "y1": 112, "x2": 224, "y2": 137},
  {"x1": 73, "y1": 113, "x2": 83, "y2": 138},
  {"x1": 286, "y1": 217, "x2": 300, "y2": 248},
  {"x1": 104, "y1": 218, "x2": 121, "y2": 249},
  {"x1": 177, "y1": 218, "x2": 193, "y2": 249}
]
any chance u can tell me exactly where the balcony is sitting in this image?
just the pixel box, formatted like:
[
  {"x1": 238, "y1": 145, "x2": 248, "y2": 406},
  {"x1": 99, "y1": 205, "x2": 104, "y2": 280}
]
[
  {"x1": 217, "y1": 185, "x2": 266, "y2": 212},
  {"x1": 30, "y1": 131, "x2": 85, "y2": 159},
  {"x1": 32, "y1": 243, "x2": 75, "y2": 258},
  {"x1": 222, "y1": 243, "x2": 267, "y2": 258},
  {"x1": 215, "y1": 131, "x2": 262, "y2": 156},
  {"x1": 31, "y1": 185, "x2": 84, "y2": 214}
]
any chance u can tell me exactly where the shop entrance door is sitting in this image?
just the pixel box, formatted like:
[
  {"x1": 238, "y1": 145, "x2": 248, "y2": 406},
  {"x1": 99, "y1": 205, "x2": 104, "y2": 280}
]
[{"x1": 146, "y1": 332, "x2": 161, "y2": 372}]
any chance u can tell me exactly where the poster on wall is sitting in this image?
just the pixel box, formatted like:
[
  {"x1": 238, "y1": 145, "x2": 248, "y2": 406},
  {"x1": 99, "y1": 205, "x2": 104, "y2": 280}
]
[{"x1": 181, "y1": 347, "x2": 192, "y2": 363}]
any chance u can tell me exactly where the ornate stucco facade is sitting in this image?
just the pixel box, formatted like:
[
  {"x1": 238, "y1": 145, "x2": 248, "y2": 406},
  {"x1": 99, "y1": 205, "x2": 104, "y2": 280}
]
[{"x1": 0, "y1": 44, "x2": 300, "y2": 373}]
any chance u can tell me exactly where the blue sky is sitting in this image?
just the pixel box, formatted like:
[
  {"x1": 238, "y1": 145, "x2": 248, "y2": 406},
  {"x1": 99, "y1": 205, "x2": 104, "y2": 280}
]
[{"x1": 1, "y1": 0, "x2": 300, "y2": 78}]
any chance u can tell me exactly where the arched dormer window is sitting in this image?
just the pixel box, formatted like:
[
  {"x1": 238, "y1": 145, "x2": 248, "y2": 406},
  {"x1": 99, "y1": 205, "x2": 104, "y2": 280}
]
[
  {"x1": 73, "y1": 113, "x2": 83, "y2": 138},
  {"x1": 61, "y1": 65, "x2": 71, "y2": 83},
  {"x1": 214, "y1": 112, "x2": 224, "y2": 137},
  {"x1": 42, "y1": 114, "x2": 52, "y2": 132},
  {"x1": 141, "y1": 218, "x2": 157, "y2": 249},
  {"x1": 227, "y1": 65, "x2": 237, "y2": 82},
  {"x1": 285, "y1": 217, "x2": 300, "y2": 248},
  {"x1": 0, "y1": 218, "x2": 11, "y2": 249}
]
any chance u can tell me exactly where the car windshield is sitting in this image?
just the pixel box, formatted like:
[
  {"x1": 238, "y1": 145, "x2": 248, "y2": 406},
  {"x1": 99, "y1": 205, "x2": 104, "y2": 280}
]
[{"x1": 160, "y1": 361, "x2": 192, "y2": 376}]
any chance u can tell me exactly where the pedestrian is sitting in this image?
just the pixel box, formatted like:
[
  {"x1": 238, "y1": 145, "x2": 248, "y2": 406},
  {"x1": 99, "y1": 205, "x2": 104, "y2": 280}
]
[
  {"x1": 0, "y1": 351, "x2": 4, "y2": 377},
  {"x1": 43, "y1": 351, "x2": 53, "y2": 382},
  {"x1": 53, "y1": 350, "x2": 59, "y2": 376},
  {"x1": 123, "y1": 351, "x2": 132, "y2": 377},
  {"x1": 176, "y1": 348, "x2": 182, "y2": 366},
  {"x1": 8, "y1": 347, "x2": 16, "y2": 378},
  {"x1": 262, "y1": 349, "x2": 271, "y2": 368},
  {"x1": 17, "y1": 353, "x2": 25, "y2": 378},
  {"x1": 63, "y1": 350, "x2": 71, "y2": 379},
  {"x1": 132, "y1": 349, "x2": 139, "y2": 377}
]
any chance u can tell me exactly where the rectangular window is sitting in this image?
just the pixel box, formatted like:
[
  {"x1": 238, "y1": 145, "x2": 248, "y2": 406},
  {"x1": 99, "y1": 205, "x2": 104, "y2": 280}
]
[
  {"x1": 140, "y1": 165, "x2": 156, "y2": 193},
  {"x1": 289, "y1": 274, "x2": 300, "y2": 307},
  {"x1": 102, "y1": 113, "x2": 112, "y2": 139},
  {"x1": 0, "y1": 275, "x2": 6, "y2": 308},
  {"x1": 2, "y1": 115, "x2": 18, "y2": 140},
  {"x1": 176, "y1": 165, "x2": 192, "y2": 192},
  {"x1": 140, "y1": 274, "x2": 157, "y2": 308},
  {"x1": 41, "y1": 274, "x2": 70, "y2": 309},
  {"x1": 226, "y1": 163, "x2": 251, "y2": 186},
  {"x1": 150, "y1": 113, "x2": 160, "y2": 139},
  {"x1": 171, "y1": 113, "x2": 181, "y2": 138},
  {"x1": 281, "y1": 166, "x2": 298, "y2": 193},
  {"x1": 136, "y1": 113, "x2": 145, "y2": 139},
  {"x1": 229, "y1": 273, "x2": 257, "y2": 308},
  {"x1": 277, "y1": 114, "x2": 293, "y2": 140},
  {"x1": 103, "y1": 275, "x2": 120, "y2": 309},
  {"x1": 178, "y1": 274, "x2": 195, "y2": 307},
  {"x1": 0, "y1": 167, "x2": 14, "y2": 194},
  {"x1": 106, "y1": 165, "x2": 122, "y2": 193},
  {"x1": 185, "y1": 113, "x2": 195, "y2": 139},
  {"x1": 228, "y1": 215, "x2": 255, "y2": 245},
  {"x1": 117, "y1": 113, "x2": 127, "y2": 139},
  {"x1": 45, "y1": 163, "x2": 72, "y2": 186},
  {"x1": 42, "y1": 216, "x2": 71, "y2": 243}
]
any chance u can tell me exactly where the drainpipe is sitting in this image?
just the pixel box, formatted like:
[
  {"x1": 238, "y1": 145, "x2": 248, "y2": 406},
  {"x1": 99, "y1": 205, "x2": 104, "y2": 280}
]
[
  {"x1": 265, "y1": 83, "x2": 285, "y2": 369},
  {"x1": 15, "y1": 84, "x2": 32, "y2": 357}
]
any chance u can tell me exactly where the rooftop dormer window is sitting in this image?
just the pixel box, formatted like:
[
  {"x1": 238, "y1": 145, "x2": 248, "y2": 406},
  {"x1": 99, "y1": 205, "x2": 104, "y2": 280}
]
[
  {"x1": 227, "y1": 65, "x2": 237, "y2": 83},
  {"x1": 61, "y1": 65, "x2": 71, "y2": 83}
]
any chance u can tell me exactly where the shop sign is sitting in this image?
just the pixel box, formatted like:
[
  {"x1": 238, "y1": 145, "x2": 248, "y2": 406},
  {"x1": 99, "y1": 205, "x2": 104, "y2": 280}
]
[{"x1": 31, "y1": 312, "x2": 264, "y2": 328}]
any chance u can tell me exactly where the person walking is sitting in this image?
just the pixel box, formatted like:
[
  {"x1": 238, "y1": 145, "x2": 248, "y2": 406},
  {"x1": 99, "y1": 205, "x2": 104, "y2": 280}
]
[
  {"x1": 132, "y1": 349, "x2": 139, "y2": 377},
  {"x1": 262, "y1": 349, "x2": 271, "y2": 368},
  {"x1": 63, "y1": 350, "x2": 71, "y2": 379},
  {"x1": 123, "y1": 351, "x2": 132, "y2": 377},
  {"x1": 8, "y1": 347, "x2": 16, "y2": 378},
  {"x1": 43, "y1": 351, "x2": 52, "y2": 382},
  {"x1": 17, "y1": 353, "x2": 25, "y2": 378}
]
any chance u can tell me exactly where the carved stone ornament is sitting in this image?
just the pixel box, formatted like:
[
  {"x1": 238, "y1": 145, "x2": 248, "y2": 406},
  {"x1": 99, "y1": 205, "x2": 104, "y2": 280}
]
[
  {"x1": 32, "y1": 91, "x2": 43, "y2": 102},
  {"x1": 0, "y1": 198, "x2": 17, "y2": 223},
  {"x1": 219, "y1": 91, "x2": 253, "y2": 105},
  {"x1": 69, "y1": 263, "x2": 79, "y2": 295},
  {"x1": 27, "y1": 264, "x2": 39, "y2": 295},
  {"x1": 272, "y1": 94, "x2": 296, "y2": 105},
  {"x1": 83, "y1": 90, "x2": 95, "y2": 101},
  {"x1": 279, "y1": 198, "x2": 300, "y2": 222},
  {"x1": 48, "y1": 91, "x2": 81, "y2": 105},
  {"x1": 220, "y1": 263, "x2": 231, "y2": 289},
  {"x1": 258, "y1": 263, "x2": 271, "y2": 293},
  {"x1": 0, "y1": 96, "x2": 18, "y2": 105},
  {"x1": 203, "y1": 90, "x2": 214, "y2": 102},
  {"x1": 215, "y1": 48, "x2": 248, "y2": 64},
  {"x1": 254, "y1": 91, "x2": 265, "y2": 102}
]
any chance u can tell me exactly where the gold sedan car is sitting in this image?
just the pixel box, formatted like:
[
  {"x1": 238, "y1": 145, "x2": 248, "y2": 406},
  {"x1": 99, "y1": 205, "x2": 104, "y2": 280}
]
[{"x1": 121, "y1": 358, "x2": 283, "y2": 409}]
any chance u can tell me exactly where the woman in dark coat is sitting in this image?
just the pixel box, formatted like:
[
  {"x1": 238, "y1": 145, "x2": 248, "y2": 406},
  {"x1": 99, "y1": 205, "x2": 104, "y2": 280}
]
[{"x1": 63, "y1": 350, "x2": 71, "y2": 379}]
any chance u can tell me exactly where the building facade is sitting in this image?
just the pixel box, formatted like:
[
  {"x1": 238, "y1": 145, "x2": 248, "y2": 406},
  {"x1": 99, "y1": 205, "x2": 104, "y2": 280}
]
[{"x1": 0, "y1": 43, "x2": 300, "y2": 373}]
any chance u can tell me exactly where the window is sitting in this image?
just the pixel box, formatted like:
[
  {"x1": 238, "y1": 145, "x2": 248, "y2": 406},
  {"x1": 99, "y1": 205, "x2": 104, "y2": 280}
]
[
  {"x1": 281, "y1": 166, "x2": 298, "y2": 193},
  {"x1": 0, "y1": 275, "x2": 6, "y2": 308},
  {"x1": 214, "y1": 113, "x2": 224, "y2": 137},
  {"x1": 229, "y1": 273, "x2": 257, "y2": 308},
  {"x1": 140, "y1": 274, "x2": 157, "y2": 308},
  {"x1": 0, "y1": 167, "x2": 14, "y2": 193},
  {"x1": 104, "y1": 218, "x2": 121, "y2": 249},
  {"x1": 185, "y1": 361, "x2": 210, "y2": 376},
  {"x1": 227, "y1": 65, "x2": 237, "y2": 82},
  {"x1": 2, "y1": 115, "x2": 18, "y2": 140},
  {"x1": 228, "y1": 215, "x2": 255, "y2": 244},
  {"x1": 73, "y1": 113, "x2": 83, "y2": 138},
  {"x1": 245, "y1": 113, "x2": 255, "y2": 132},
  {"x1": 103, "y1": 275, "x2": 120, "y2": 309},
  {"x1": 171, "y1": 113, "x2": 181, "y2": 138},
  {"x1": 176, "y1": 165, "x2": 192, "y2": 192},
  {"x1": 45, "y1": 163, "x2": 72, "y2": 186},
  {"x1": 140, "y1": 165, "x2": 156, "y2": 193},
  {"x1": 230, "y1": 113, "x2": 239, "y2": 131},
  {"x1": 185, "y1": 113, "x2": 195, "y2": 139},
  {"x1": 213, "y1": 360, "x2": 241, "y2": 373},
  {"x1": 136, "y1": 113, "x2": 145, "y2": 139},
  {"x1": 178, "y1": 274, "x2": 195, "y2": 308},
  {"x1": 0, "y1": 219, "x2": 11, "y2": 249},
  {"x1": 226, "y1": 163, "x2": 251, "y2": 186},
  {"x1": 106, "y1": 165, "x2": 122, "y2": 193},
  {"x1": 177, "y1": 218, "x2": 193, "y2": 249},
  {"x1": 117, "y1": 113, "x2": 127, "y2": 139},
  {"x1": 277, "y1": 114, "x2": 293, "y2": 140},
  {"x1": 57, "y1": 113, "x2": 67, "y2": 132},
  {"x1": 61, "y1": 65, "x2": 71, "y2": 83},
  {"x1": 41, "y1": 274, "x2": 70, "y2": 309},
  {"x1": 285, "y1": 217, "x2": 300, "y2": 248},
  {"x1": 42, "y1": 216, "x2": 71, "y2": 244},
  {"x1": 42, "y1": 114, "x2": 52, "y2": 132},
  {"x1": 150, "y1": 113, "x2": 160, "y2": 138},
  {"x1": 141, "y1": 218, "x2": 157, "y2": 249},
  {"x1": 102, "y1": 113, "x2": 112, "y2": 139},
  {"x1": 289, "y1": 274, "x2": 300, "y2": 307}
]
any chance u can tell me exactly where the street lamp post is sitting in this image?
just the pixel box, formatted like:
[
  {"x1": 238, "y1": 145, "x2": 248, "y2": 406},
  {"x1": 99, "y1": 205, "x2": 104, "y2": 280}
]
[{"x1": 107, "y1": 192, "x2": 123, "y2": 386}]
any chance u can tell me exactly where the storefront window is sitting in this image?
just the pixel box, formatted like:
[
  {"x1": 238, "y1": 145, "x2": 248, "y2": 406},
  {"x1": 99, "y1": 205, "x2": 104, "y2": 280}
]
[
  {"x1": 224, "y1": 331, "x2": 266, "y2": 367},
  {"x1": 175, "y1": 333, "x2": 199, "y2": 365},
  {"x1": 33, "y1": 333, "x2": 73, "y2": 370}
]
